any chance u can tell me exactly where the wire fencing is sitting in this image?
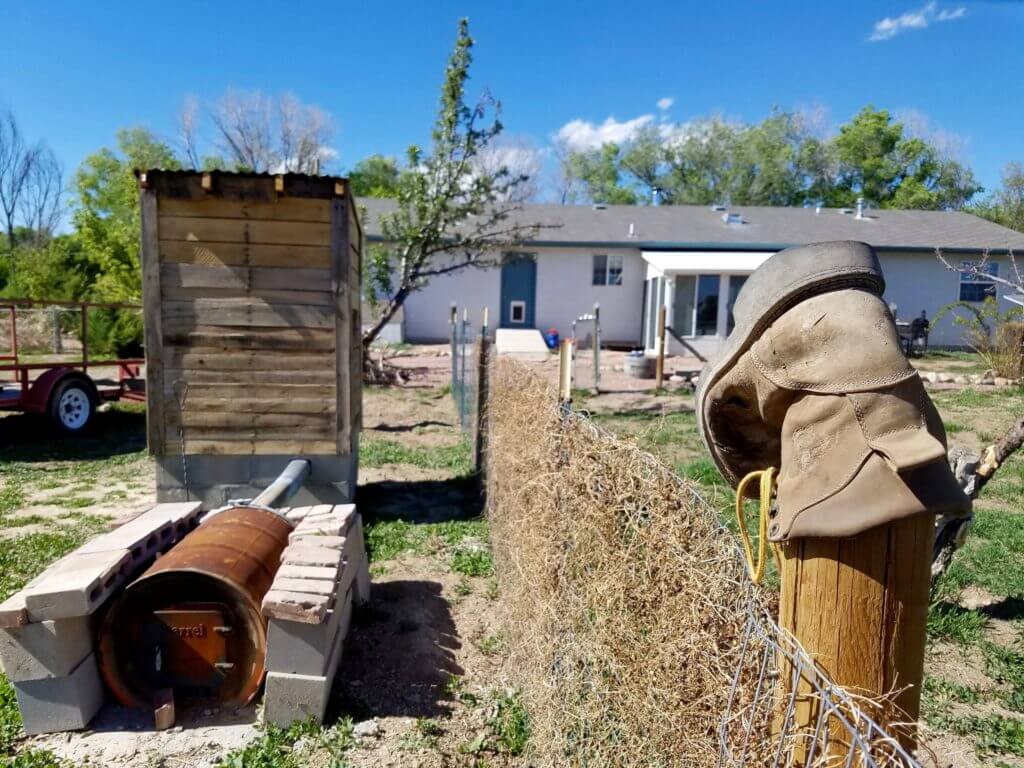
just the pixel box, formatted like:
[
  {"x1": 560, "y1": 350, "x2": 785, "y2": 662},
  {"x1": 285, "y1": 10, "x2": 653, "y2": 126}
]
[
  {"x1": 449, "y1": 313, "x2": 478, "y2": 436},
  {"x1": 487, "y1": 357, "x2": 924, "y2": 768}
]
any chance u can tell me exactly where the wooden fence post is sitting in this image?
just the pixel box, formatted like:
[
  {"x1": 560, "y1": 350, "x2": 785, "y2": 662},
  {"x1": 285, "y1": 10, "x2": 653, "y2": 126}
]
[
  {"x1": 449, "y1": 303, "x2": 457, "y2": 387},
  {"x1": 592, "y1": 303, "x2": 601, "y2": 394},
  {"x1": 654, "y1": 304, "x2": 666, "y2": 389},
  {"x1": 558, "y1": 339, "x2": 573, "y2": 404},
  {"x1": 777, "y1": 511, "x2": 932, "y2": 761}
]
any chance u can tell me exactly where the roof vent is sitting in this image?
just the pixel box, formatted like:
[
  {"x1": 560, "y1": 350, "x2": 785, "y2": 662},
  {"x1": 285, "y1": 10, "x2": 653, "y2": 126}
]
[
  {"x1": 722, "y1": 212, "x2": 744, "y2": 226},
  {"x1": 711, "y1": 203, "x2": 728, "y2": 212},
  {"x1": 839, "y1": 208, "x2": 854, "y2": 215},
  {"x1": 627, "y1": 222, "x2": 637, "y2": 238},
  {"x1": 593, "y1": 203, "x2": 607, "y2": 210},
  {"x1": 856, "y1": 197, "x2": 865, "y2": 219}
]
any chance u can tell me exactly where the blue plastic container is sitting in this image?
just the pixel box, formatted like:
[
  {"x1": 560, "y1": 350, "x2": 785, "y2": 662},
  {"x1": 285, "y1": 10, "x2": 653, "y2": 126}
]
[{"x1": 544, "y1": 328, "x2": 560, "y2": 349}]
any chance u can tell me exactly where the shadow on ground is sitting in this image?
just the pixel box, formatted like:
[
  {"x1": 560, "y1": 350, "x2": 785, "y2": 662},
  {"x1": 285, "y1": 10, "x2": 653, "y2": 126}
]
[
  {"x1": 0, "y1": 407, "x2": 146, "y2": 463},
  {"x1": 357, "y1": 476, "x2": 483, "y2": 523},
  {"x1": 331, "y1": 580, "x2": 462, "y2": 720}
]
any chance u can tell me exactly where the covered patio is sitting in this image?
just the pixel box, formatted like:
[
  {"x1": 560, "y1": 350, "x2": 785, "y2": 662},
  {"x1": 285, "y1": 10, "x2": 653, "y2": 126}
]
[{"x1": 641, "y1": 250, "x2": 774, "y2": 358}]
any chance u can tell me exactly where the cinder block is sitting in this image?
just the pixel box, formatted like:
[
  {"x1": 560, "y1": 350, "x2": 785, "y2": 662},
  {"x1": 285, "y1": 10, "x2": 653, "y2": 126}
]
[
  {"x1": 22, "y1": 550, "x2": 132, "y2": 621},
  {"x1": 0, "y1": 615, "x2": 92, "y2": 681},
  {"x1": 354, "y1": 555, "x2": 372, "y2": 606},
  {"x1": 263, "y1": 612, "x2": 347, "y2": 727},
  {"x1": 266, "y1": 588, "x2": 353, "y2": 676},
  {"x1": 0, "y1": 593, "x2": 28, "y2": 629},
  {"x1": 14, "y1": 652, "x2": 104, "y2": 735}
]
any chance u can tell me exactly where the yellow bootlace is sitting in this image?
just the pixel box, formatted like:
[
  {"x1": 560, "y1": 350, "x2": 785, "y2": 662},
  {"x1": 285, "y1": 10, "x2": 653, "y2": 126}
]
[{"x1": 735, "y1": 467, "x2": 779, "y2": 585}]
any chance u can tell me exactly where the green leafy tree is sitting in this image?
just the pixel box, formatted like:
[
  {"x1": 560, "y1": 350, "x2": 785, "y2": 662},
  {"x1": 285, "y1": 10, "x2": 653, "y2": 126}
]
[
  {"x1": 831, "y1": 107, "x2": 980, "y2": 210},
  {"x1": 972, "y1": 162, "x2": 1024, "y2": 233},
  {"x1": 72, "y1": 127, "x2": 180, "y2": 301},
  {"x1": 560, "y1": 143, "x2": 637, "y2": 205},
  {"x1": 349, "y1": 154, "x2": 401, "y2": 198},
  {"x1": 362, "y1": 19, "x2": 540, "y2": 346}
]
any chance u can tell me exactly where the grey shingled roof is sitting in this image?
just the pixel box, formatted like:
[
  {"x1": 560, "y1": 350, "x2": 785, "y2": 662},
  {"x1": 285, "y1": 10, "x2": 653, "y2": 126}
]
[{"x1": 358, "y1": 198, "x2": 1024, "y2": 253}]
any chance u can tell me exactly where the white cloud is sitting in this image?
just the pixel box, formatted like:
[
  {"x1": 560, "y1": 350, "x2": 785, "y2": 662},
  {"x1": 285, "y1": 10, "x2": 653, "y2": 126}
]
[
  {"x1": 555, "y1": 114, "x2": 654, "y2": 151},
  {"x1": 869, "y1": 2, "x2": 967, "y2": 42},
  {"x1": 656, "y1": 97, "x2": 674, "y2": 111}
]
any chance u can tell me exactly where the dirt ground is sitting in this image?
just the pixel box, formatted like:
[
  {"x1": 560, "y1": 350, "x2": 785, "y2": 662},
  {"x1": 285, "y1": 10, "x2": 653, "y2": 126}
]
[{"x1": 4, "y1": 344, "x2": 1023, "y2": 766}]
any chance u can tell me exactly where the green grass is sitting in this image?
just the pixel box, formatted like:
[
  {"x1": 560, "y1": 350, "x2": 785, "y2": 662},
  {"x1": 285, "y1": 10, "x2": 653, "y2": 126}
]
[
  {"x1": 218, "y1": 718, "x2": 354, "y2": 768},
  {"x1": 927, "y1": 602, "x2": 989, "y2": 645},
  {"x1": 0, "y1": 518, "x2": 110, "y2": 601},
  {"x1": 360, "y1": 437, "x2": 473, "y2": 474},
  {"x1": 488, "y1": 691, "x2": 530, "y2": 756},
  {"x1": 365, "y1": 518, "x2": 493, "y2": 578}
]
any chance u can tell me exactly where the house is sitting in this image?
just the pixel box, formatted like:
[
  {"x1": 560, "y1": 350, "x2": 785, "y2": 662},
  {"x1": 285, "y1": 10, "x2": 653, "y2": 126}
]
[{"x1": 359, "y1": 198, "x2": 1024, "y2": 356}]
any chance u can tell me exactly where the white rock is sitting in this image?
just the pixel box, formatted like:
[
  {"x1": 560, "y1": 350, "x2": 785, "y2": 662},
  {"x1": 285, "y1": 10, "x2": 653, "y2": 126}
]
[{"x1": 354, "y1": 718, "x2": 382, "y2": 740}]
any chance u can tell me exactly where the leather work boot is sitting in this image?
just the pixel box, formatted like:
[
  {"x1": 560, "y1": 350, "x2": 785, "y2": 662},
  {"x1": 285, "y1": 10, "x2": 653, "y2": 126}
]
[{"x1": 697, "y1": 241, "x2": 970, "y2": 541}]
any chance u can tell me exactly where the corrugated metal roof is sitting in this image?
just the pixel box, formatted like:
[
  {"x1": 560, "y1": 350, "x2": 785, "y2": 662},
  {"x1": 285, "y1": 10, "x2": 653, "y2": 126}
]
[{"x1": 358, "y1": 198, "x2": 1024, "y2": 253}]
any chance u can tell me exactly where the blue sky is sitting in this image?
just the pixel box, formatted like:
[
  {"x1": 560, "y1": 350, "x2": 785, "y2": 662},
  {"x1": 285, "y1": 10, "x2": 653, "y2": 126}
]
[{"x1": 2, "y1": 0, "x2": 1022, "y2": 197}]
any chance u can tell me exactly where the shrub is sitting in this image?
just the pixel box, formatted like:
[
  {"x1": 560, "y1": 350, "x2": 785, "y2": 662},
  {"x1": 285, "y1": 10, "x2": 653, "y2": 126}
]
[{"x1": 935, "y1": 299, "x2": 1023, "y2": 378}]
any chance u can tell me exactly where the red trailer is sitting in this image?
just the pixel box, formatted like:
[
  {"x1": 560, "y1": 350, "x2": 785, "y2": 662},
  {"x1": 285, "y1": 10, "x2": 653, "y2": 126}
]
[{"x1": 0, "y1": 298, "x2": 145, "y2": 433}]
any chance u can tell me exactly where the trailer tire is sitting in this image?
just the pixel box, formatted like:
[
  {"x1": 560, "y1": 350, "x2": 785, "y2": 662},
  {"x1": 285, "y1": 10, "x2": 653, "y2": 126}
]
[{"x1": 49, "y1": 378, "x2": 97, "y2": 434}]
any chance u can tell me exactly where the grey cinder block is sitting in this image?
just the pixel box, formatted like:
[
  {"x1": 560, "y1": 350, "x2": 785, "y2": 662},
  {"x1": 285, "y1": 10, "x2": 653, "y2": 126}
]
[
  {"x1": 22, "y1": 550, "x2": 132, "y2": 621},
  {"x1": 0, "y1": 615, "x2": 92, "y2": 682},
  {"x1": 14, "y1": 652, "x2": 104, "y2": 735},
  {"x1": 266, "y1": 588, "x2": 353, "y2": 676},
  {"x1": 263, "y1": 608, "x2": 347, "y2": 727}
]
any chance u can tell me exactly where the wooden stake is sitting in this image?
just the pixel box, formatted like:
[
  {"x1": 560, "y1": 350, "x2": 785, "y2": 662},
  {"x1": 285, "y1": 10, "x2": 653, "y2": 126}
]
[
  {"x1": 654, "y1": 304, "x2": 667, "y2": 389},
  {"x1": 473, "y1": 332, "x2": 490, "y2": 471},
  {"x1": 777, "y1": 511, "x2": 932, "y2": 761},
  {"x1": 558, "y1": 339, "x2": 573, "y2": 403}
]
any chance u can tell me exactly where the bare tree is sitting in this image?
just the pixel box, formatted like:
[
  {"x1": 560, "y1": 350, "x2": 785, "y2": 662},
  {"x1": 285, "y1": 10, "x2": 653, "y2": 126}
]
[
  {"x1": 473, "y1": 136, "x2": 543, "y2": 203},
  {"x1": 278, "y1": 93, "x2": 333, "y2": 174},
  {"x1": 0, "y1": 108, "x2": 39, "y2": 248},
  {"x1": 177, "y1": 95, "x2": 203, "y2": 170},
  {"x1": 17, "y1": 145, "x2": 63, "y2": 245},
  {"x1": 209, "y1": 89, "x2": 334, "y2": 174},
  {"x1": 932, "y1": 247, "x2": 1024, "y2": 579}
]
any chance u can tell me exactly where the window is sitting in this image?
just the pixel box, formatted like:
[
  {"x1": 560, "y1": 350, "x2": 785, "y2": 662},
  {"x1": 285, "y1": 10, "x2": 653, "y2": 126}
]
[
  {"x1": 509, "y1": 300, "x2": 526, "y2": 323},
  {"x1": 673, "y1": 275, "x2": 696, "y2": 336},
  {"x1": 695, "y1": 275, "x2": 719, "y2": 335},
  {"x1": 959, "y1": 261, "x2": 998, "y2": 302},
  {"x1": 593, "y1": 254, "x2": 623, "y2": 286}
]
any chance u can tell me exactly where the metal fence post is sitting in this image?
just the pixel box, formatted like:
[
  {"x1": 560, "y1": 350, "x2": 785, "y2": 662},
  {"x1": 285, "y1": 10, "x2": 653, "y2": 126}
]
[
  {"x1": 473, "y1": 312, "x2": 490, "y2": 472},
  {"x1": 449, "y1": 303, "x2": 457, "y2": 391},
  {"x1": 592, "y1": 302, "x2": 600, "y2": 394}
]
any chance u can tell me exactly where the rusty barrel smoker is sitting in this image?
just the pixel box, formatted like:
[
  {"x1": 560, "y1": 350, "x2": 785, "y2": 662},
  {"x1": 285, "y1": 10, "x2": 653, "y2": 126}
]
[{"x1": 97, "y1": 460, "x2": 310, "y2": 709}]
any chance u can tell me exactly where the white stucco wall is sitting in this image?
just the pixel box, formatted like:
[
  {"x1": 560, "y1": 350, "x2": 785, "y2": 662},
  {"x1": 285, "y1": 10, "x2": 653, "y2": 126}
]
[
  {"x1": 534, "y1": 247, "x2": 645, "y2": 345},
  {"x1": 403, "y1": 264, "x2": 502, "y2": 342},
  {"x1": 877, "y1": 250, "x2": 1013, "y2": 348}
]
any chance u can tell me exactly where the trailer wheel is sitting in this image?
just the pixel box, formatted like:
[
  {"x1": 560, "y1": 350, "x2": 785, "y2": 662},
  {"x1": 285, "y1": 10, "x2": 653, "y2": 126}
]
[{"x1": 49, "y1": 379, "x2": 96, "y2": 433}]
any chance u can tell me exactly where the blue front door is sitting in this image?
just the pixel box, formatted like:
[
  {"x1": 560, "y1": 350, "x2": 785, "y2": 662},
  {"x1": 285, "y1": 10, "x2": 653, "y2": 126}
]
[{"x1": 500, "y1": 253, "x2": 537, "y2": 328}]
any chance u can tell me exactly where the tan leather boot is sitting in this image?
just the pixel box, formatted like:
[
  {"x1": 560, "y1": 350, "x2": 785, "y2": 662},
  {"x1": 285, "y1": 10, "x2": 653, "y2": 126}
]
[{"x1": 697, "y1": 241, "x2": 969, "y2": 541}]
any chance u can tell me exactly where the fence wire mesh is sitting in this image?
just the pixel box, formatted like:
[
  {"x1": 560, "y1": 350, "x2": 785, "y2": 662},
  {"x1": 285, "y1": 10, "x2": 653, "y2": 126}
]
[
  {"x1": 562, "y1": 402, "x2": 923, "y2": 768},
  {"x1": 450, "y1": 316, "x2": 478, "y2": 436}
]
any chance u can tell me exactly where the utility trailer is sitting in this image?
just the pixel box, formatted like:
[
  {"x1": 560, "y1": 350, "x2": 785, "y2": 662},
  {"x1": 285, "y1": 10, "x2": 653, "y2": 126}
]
[
  {"x1": 138, "y1": 170, "x2": 363, "y2": 507},
  {"x1": 0, "y1": 299, "x2": 145, "y2": 432}
]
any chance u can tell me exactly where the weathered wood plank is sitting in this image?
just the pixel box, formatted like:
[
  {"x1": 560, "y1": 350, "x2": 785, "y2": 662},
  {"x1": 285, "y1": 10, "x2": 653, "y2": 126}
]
[
  {"x1": 159, "y1": 217, "x2": 331, "y2": 247},
  {"x1": 162, "y1": 382, "x2": 334, "y2": 400},
  {"x1": 162, "y1": 285, "x2": 335, "y2": 307},
  {"x1": 331, "y1": 198, "x2": 351, "y2": 457},
  {"x1": 140, "y1": 188, "x2": 166, "y2": 456},
  {"x1": 163, "y1": 325, "x2": 336, "y2": 352},
  {"x1": 162, "y1": 367, "x2": 336, "y2": 386},
  {"x1": 163, "y1": 397, "x2": 335, "y2": 416},
  {"x1": 160, "y1": 263, "x2": 333, "y2": 293},
  {"x1": 160, "y1": 240, "x2": 331, "y2": 269},
  {"x1": 165, "y1": 411, "x2": 332, "y2": 429},
  {"x1": 158, "y1": 197, "x2": 330, "y2": 223},
  {"x1": 163, "y1": 438, "x2": 341, "y2": 456},
  {"x1": 163, "y1": 350, "x2": 334, "y2": 372},
  {"x1": 162, "y1": 299, "x2": 334, "y2": 330}
]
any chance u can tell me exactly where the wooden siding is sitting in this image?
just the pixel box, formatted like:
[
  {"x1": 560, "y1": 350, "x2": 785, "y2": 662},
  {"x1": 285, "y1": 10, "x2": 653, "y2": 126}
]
[{"x1": 140, "y1": 178, "x2": 361, "y2": 459}]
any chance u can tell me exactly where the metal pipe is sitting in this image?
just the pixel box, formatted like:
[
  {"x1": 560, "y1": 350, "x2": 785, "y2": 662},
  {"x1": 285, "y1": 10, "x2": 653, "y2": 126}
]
[{"x1": 251, "y1": 458, "x2": 312, "y2": 508}]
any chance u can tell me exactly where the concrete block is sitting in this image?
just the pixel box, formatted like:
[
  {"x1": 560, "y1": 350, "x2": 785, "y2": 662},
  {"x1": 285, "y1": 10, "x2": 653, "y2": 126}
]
[
  {"x1": 277, "y1": 564, "x2": 338, "y2": 581},
  {"x1": 262, "y1": 590, "x2": 331, "y2": 624},
  {"x1": 0, "y1": 615, "x2": 92, "y2": 681},
  {"x1": 14, "y1": 652, "x2": 104, "y2": 734},
  {"x1": 266, "y1": 588, "x2": 353, "y2": 676},
  {"x1": 281, "y1": 545, "x2": 343, "y2": 569},
  {"x1": 354, "y1": 555, "x2": 372, "y2": 606},
  {"x1": 0, "y1": 593, "x2": 28, "y2": 629},
  {"x1": 22, "y1": 550, "x2": 133, "y2": 621},
  {"x1": 263, "y1": 608, "x2": 347, "y2": 727}
]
